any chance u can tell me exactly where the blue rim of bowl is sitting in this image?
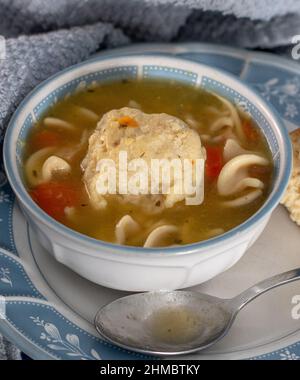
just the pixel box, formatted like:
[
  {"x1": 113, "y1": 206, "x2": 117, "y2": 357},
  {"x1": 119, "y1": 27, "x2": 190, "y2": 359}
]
[{"x1": 3, "y1": 54, "x2": 293, "y2": 256}]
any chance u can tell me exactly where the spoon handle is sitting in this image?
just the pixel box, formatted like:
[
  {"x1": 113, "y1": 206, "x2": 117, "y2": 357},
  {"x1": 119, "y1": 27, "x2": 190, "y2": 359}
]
[{"x1": 230, "y1": 268, "x2": 300, "y2": 311}]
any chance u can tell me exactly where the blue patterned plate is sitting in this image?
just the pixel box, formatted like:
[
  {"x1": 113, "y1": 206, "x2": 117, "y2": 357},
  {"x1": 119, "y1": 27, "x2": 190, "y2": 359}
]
[{"x1": 0, "y1": 43, "x2": 300, "y2": 360}]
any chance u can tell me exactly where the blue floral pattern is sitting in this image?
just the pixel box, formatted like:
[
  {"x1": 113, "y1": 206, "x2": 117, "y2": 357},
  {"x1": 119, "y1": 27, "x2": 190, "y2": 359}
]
[
  {"x1": 254, "y1": 76, "x2": 300, "y2": 120},
  {"x1": 0, "y1": 249, "x2": 44, "y2": 298},
  {"x1": 279, "y1": 349, "x2": 300, "y2": 360},
  {"x1": 30, "y1": 316, "x2": 102, "y2": 360}
]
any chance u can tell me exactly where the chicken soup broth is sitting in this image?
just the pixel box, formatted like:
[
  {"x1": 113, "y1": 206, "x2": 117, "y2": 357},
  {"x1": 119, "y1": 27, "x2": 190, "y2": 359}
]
[{"x1": 23, "y1": 79, "x2": 273, "y2": 247}]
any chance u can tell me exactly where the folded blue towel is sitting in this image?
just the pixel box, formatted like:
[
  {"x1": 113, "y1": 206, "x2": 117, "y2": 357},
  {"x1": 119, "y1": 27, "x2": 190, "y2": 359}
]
[{"x1": 0, "y1": 0, "x2": 299, "y2": 360}]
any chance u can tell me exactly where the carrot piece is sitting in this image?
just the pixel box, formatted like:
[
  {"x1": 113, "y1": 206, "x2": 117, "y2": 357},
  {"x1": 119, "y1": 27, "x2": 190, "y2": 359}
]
[
  {"x1": 242, "y1": 120, "x2": 259, "y2": 142},
  {"x1": 31, "y1": 130, "x2": 62, "y2": 150},
  {"x1": 205, "y1": 145, "x2": 223, "y2": 180},
  {"x1": 118, "y1": 116, "x2": 138, "y2": 127},
  {"x1": 30, "y1": 181, "x2": 80, "y2": 220}
]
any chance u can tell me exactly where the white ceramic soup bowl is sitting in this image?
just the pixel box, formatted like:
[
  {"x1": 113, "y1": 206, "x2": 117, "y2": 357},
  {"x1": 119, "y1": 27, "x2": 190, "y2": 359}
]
[{"x1": 3, "y1": 55, "x2": 292, "y2": 291}]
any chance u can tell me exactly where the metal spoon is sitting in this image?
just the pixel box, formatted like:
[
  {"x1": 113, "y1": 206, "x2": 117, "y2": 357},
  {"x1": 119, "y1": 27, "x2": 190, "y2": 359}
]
[{"x1": 94, "y1": 268, "x2": 300, "y2": 356}]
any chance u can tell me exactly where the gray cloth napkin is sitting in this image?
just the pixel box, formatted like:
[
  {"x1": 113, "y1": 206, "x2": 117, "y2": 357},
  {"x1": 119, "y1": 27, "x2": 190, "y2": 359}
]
[{"x1": 0, "y1": 0, "x2": 299, "y2": 360}]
